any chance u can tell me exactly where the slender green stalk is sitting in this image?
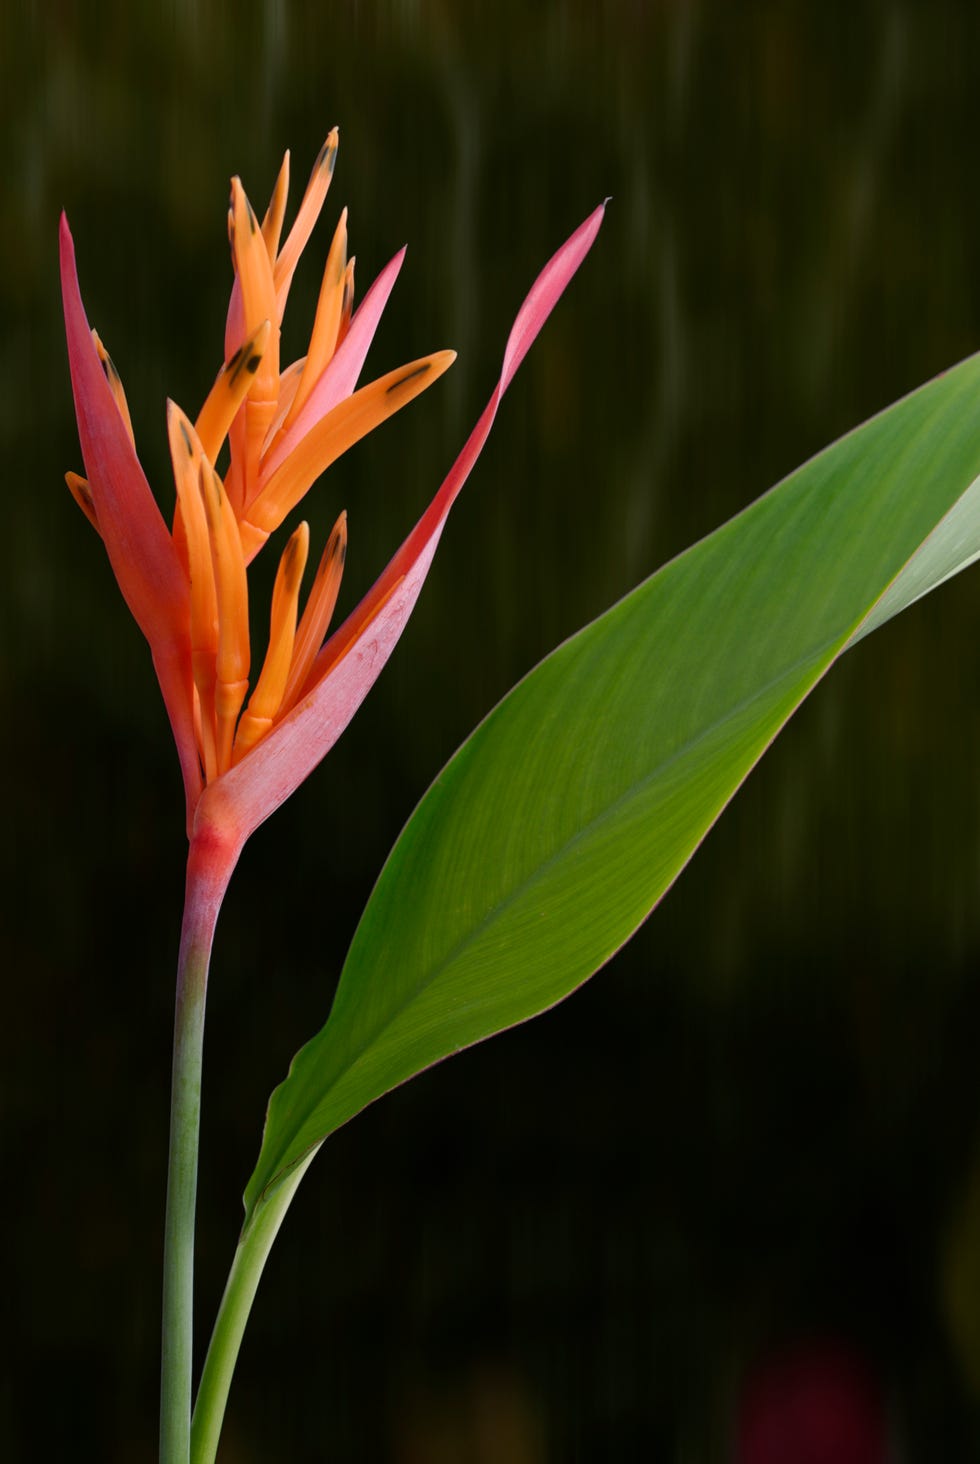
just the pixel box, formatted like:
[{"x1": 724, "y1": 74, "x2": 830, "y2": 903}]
[
  {"x1": 160, "y1": 830, "x2": 239, "y2": 1464},
  {"x1": 191, "y1": 1152, "x2": 318, "y2": 1464}
]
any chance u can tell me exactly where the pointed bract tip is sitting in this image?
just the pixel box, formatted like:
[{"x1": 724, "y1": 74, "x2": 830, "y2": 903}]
[
  {"x1": 59, "y1": 211, "x2": 78, "y2": 276},
  {"x1": 317, "y1": 129, "x2": 340, "y2": 169},
  {"x1": 282, "y1": 521, "x2": 309, "y2": 587},
  {"x1": 166, "y1": 397, "x2": 196, "y2": 452}
]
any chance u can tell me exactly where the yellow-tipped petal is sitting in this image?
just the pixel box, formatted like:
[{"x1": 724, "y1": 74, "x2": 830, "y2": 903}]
[
  {"x1": 284, "y1": 207, "x2": 349, "y2": 430},
  {"x1": 91, "y1": 330, "x2": 136, "y2": 448},
  {"x1": 195, "y1": 319, "x2": 271, "y2": 466},
  {"x1": 65, "y1": 471, "x2": 100, "y2": 534},
  {"x1": 280, "y1": 511, "x2": 347, "y2": 712},
  {"x1": 167, "y1": 404, "x2": 220, "y2": 782},
  {"x1": 240, "y1": 350, "x2": 456, "y2": 554},
  {"x1": 261, "y1": 151, "x2": 290, "y2": 263},
  {"x1": 273, "y1": 129, "x2": 339, "y2": 319},
  {"x1": 233, "y1": 521, "x2": 310, "y2": 761},
  {"x1": 200, "y1": 459, "x2": 250, "y2": 774}
]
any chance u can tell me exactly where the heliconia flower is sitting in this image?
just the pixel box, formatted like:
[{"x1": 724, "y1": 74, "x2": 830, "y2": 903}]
[{"x1": 61, "y1": 133, "x2": 605, "y2": 868}]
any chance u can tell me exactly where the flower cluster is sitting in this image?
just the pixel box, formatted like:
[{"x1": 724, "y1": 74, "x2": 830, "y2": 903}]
[
  {"x1": 64, "y1": 134, "x2": 450, "y2": 807},
  {"x1": 61, "y1": 133, "x2": 604, "y2": 851}
]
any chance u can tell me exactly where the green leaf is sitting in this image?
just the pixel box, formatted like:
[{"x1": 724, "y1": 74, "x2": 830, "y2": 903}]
[{"x1": 244, "y1": 352, "x2": 980, "y2": 1227}]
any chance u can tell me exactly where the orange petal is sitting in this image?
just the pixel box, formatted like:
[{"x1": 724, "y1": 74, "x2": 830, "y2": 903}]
[
  {"x1": 167, "y1": 405, "x2": 215, "y2": 642},
  {"x1": 195, "y1": 318, "x2": 271, "y2": 466},
  {"x1": 167, "y1": 404, "x2": 220, "y2": 782},
  {"x1": 233, "y1": 521, "x2": 310, "y2": 761},
  {"x1": 240, "y1": 350, "x2": 456, "y2": 558},
  {"x1": 91, "y1": 330, "x2": 136, "y2": 448},
  {"x1": 229, "y1": 181, "x2": 282, "y2": 509},
  {"x1": 199, "y1": 459, "x2": 250, "y2": 774},
  {"x1": 336, "y1": 257, "x2": 355, "y2": 349},
  {"x1": 280, "y1": 511, "x2": 347, "y2": 712},
  {"x1": 65, "y1": 471, "x2": 100, "y2": 534},
  {"x1": 272, "y1": 129, "x2": 339, "y2": 320},
  {"x1": 262, "y1": 358, "x2": 305, "y2": 448},
  {"x1": 284, "y1": 207, "x2": 348, "y2": 429},
  {"x1": 223, "y1": 411, "x2": 247, "y2": 517},
  {"x1": 229, "y1": 179, "x2": 279, "y2": 392},
  {"x1": 261, "y1": 151, "x2": 290, "y2": 263}
]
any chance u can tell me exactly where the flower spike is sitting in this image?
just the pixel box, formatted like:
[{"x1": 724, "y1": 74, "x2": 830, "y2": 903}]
[{"x1": 61, "y1": 135, "x2": 603, "y2": 850}]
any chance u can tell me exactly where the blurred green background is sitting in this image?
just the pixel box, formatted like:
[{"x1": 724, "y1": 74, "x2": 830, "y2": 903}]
[{"x1": 6, "y1": 0, "x2": 980, "y2": 1458}]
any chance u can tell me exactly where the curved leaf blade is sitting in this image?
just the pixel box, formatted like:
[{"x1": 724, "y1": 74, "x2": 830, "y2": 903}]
[{"x1": 244, "y1": 350, "x2": 980, "y2": 1225}]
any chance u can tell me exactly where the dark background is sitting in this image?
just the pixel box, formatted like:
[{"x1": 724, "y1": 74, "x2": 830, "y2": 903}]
[{"x1": 5, "y1": 1, "x2": 980, "y2": 1458}]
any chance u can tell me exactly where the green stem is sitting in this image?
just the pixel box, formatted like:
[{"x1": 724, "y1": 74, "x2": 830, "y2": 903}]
[
  {"x1": 191, "y1": 1152, "x2": 317, "y2": 1464},
  {"x1": 160, "y1": 829, "x2": 240, "y2": 1464}
]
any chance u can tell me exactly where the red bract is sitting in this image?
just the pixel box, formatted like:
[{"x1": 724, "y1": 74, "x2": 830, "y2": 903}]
[{"x1": 61, "y1": 134, "x2": 604, "y2": 866}]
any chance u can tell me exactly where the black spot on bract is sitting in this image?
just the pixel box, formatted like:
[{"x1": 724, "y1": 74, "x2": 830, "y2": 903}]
[{"x1": 385, "y1": 363, "x2": 431, "y2": 395}]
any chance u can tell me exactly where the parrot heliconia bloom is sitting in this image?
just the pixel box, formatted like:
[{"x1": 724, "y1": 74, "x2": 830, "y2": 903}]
[
  {"x1": 62, "y1": 137, "x2": 604, "y2": 1461},
  {"x1": 61, "y1": 131, "x2": 605, "y2": 873}
]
